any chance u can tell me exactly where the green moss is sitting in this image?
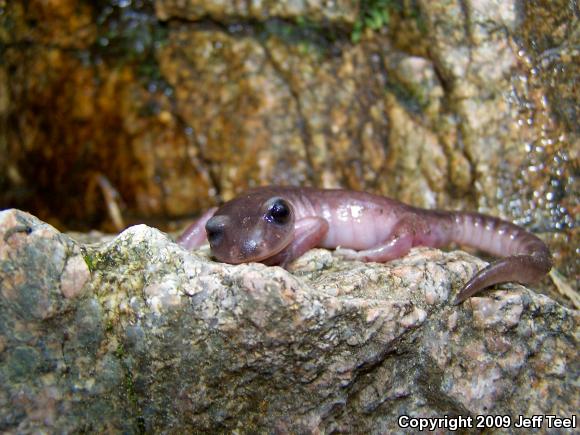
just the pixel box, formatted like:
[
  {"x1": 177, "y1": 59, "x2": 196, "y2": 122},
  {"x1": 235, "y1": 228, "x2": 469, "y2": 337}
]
[
  {"x1": 114, "y1": 342, "x2": 126, "y2": 359},
  {"x1": 115, "y1": 348, "x2": 143, "y2": 431},
  {"x1": 81, "y1": 247, "x2": 96, "y2": 273},
  {"x1": 258, "y1": 18, "x2": 343, "y2": 56},
  {"x1": 407, "y1": 1, "x2": 427, "y2": 35},
  {"x1": 82, "y1": 249, "x2": 119, "y2": 272},
  {"x1": 105, "y1": 318, "x2": 115, "y2": 334},
  {"x1": 92, "y1": 0, "x2": 171, "y2": 92},
  {"x1": 352, "y1": 0, "x2": 399, "y2": 43}
]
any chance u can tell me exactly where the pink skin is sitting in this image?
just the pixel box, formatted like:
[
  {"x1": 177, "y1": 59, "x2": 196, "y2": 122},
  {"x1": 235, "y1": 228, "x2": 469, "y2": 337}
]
[
  {"x1": 178, "y1": 187, "x2": 552, "y2": 304},
  {"x1": 176, "y1": 207, "x2": 217, "y2": 249}
]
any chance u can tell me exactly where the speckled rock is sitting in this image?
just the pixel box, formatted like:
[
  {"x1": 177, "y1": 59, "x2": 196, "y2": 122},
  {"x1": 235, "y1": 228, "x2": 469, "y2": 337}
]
[
  {"x1": 155, "y1": 0, "x2": 359, "y2": 24},
  {"x1": 1, "y1": 209, "x2": 577, "y2": 433},
  {"x1": 1, "y1": 0, "x2": 576, "y2": 303}
]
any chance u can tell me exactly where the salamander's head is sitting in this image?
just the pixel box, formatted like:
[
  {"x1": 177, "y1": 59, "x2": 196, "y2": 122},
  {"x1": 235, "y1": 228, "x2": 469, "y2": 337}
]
[{"x1": 205, "y1": 190, "x2": 295, "y2": 264}]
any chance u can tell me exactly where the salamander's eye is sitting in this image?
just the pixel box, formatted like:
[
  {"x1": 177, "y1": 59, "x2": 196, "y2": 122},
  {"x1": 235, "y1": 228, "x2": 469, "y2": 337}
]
[
  {"x1": 265, "y1": 198, "x2": 291, "y2": 225},
  {"x1": 205, "y1": 216, "x2": 226, "y2": 245}
]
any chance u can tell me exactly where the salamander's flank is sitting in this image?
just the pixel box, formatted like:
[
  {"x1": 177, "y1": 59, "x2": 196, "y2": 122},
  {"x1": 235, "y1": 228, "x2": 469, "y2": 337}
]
[{"x1": 178, "y1": 186, "x2": 552, "y2": 304}]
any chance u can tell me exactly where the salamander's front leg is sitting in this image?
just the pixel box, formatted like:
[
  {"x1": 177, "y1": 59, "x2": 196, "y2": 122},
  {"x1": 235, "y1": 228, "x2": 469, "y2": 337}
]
[
  {"x1": 264, "y1": 217, "x2": 329, "y2": 268},
  {"x1": 335, "y1": 232, "x2": 414, "y2": 263},
  {"x1": 176, "y1": 207, "x2": 218, "y2": 250}
]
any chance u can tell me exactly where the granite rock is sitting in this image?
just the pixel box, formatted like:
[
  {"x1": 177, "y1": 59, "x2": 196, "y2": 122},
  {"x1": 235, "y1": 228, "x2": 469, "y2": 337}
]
[
  {"x1": 1, "y1": 209, "x2": 577, "y2": 433},
  {"x1": 1, "y1": 0, "x2": 576, "y2": 303}
]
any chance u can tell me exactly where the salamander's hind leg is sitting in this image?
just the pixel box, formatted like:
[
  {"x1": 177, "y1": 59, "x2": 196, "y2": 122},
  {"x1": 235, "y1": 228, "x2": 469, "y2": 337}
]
[
  {"x1": 335, "y1": 232, "x2": 414, "y2": 263},
  {"x1": 453, "y1": 253, "x2": 551, "y2": 304}
]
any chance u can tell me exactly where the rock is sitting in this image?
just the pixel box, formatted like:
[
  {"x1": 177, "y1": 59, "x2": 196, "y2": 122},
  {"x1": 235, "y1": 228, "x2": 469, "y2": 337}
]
[
  {"x1": 155, "y1": 0, "x2": 359, "y2": 24},
  {"x1": 1, "y1": 209, "x2": 577, "y2": 432},
  {"x1": 1, "y1": 1, "x2": 576, "y2": 301}
]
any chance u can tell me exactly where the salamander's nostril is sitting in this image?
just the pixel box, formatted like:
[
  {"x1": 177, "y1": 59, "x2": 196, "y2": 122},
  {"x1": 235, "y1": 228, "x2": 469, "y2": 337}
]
[{"x1": 205, "y1": 216, "x2": 227, "y2": 246}]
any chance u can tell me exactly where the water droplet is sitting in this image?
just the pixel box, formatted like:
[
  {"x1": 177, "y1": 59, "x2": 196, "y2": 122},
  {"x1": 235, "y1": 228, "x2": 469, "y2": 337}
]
[
  {"x1": 134, "y1": 40, "x2": 145, "y2": 53},
  {"x1": 228, "y1": 24, "x2": 244, "y2": 33},
  {"x1": 147, "y1": 82, "x2": 158, "y2": 93}
]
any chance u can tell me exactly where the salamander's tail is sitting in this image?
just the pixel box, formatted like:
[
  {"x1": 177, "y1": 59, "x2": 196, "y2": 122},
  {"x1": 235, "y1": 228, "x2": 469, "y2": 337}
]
[{"x1": 447, "y1": 212, "x2": 552, "y2": 304}]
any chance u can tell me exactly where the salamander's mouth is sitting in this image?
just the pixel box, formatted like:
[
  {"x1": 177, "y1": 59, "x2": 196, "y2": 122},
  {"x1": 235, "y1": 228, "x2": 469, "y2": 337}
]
[
  {"x1": 248, "y1": 240, "x2": 291, "y2": 264},
  {"x1": 223, "y1": 233, "x2": 294, "y2": 265}
]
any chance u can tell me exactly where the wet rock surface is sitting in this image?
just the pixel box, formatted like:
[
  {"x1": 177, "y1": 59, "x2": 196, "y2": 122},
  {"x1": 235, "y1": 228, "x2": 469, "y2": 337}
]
[
  {"x1": 155, "y1": 0, "x2": 359, "y2": 23},
  {"x1": 1, "y1": 209, "x2": 577, "y2": 433}
]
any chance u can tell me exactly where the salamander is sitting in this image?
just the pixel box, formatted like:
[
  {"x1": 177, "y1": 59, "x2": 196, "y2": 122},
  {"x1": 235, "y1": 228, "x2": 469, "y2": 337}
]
[{"x1": 177, "y1": 186, "x2": 552, "y2": 304}]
